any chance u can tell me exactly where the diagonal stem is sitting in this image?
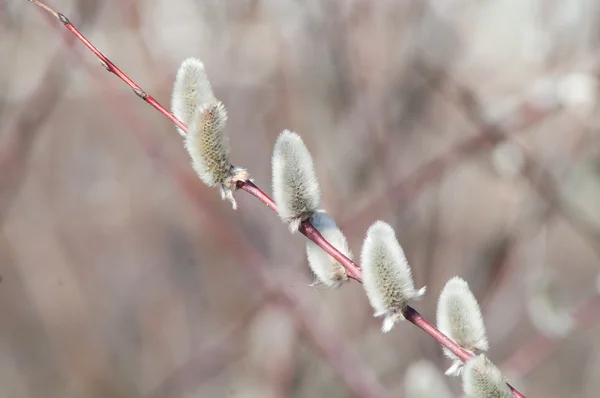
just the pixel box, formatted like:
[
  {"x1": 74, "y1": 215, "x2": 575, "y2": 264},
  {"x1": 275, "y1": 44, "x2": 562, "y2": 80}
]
[
  {"x1": 28, "y1": 1, "x2": 525, "y2": 396},
  {"x1": 29, "y1": 0, "x2": 187, "y2": 132}
]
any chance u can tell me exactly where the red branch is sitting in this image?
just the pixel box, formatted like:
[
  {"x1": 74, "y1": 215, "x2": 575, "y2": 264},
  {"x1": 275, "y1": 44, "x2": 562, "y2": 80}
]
[{"x1": 29, "y1": 1, "x2": 525, "y2": 396}]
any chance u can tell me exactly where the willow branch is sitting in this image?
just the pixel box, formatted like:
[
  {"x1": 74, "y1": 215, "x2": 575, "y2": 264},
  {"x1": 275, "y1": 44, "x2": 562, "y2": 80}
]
[{"x1": 29, "y1": 2, "x2": 525, "y2": 396}]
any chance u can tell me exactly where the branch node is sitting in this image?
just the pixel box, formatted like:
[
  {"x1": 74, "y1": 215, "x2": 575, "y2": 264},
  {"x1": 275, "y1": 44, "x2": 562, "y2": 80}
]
[
  {"x1": 133, "y1": 88, "x2": 148, "y2": 100},
  {"x1": 57, "y1": 12, "x2": 70, "y2": 25},
  {"x1": 99, "y1": 60, "x2": 111, "y2": 71}
]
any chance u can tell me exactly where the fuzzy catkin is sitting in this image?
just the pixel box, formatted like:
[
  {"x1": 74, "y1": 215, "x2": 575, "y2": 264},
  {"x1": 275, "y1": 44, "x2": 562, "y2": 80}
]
[
  {"x1": 186, "y1": 102, "x2": 230, "y2": 187},
  {"x1": 462, "y1": 355, "x2": 512, "y2": 398},
  {"x1": 171, "y1": 58, "x2": 217, "y2": 136},
  {"x1": 361, "y1": 221, "x2": 426, "y2": 332},
  {"x1": 173, "y1": 58, "x2": 248, "y2": 208},
  {"x1": 437, "y1": 276, "x2": 488, "y2": 376},
  {"x1": 305, "y1": 213, "x2": 350, "y2": 287},
  {"x1": 185, "y1": 102, "x2": 248, "y2": 209},
  {"x1": 271, "y1": 130, "x2": 321, "y2": 232}
]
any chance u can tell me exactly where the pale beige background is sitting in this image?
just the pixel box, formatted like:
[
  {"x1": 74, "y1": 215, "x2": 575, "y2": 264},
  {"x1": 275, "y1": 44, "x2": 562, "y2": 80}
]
[{"x1": 1, "y1": 1, "x2": 600, "y2": 397}]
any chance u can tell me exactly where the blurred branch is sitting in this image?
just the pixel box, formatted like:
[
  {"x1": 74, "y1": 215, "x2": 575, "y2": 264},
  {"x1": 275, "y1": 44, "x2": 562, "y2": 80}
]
[
  {"x1": 476, "y1": 202, "x2": 557, "y2": 315},
  {"x1": 501, "y1": 294, "x2": 600, "y2": 378},
  {"x1": 419, "y1": 64, "x2": 600, "y2": 256},
  {"x1": 339, "y1": 88, "x2": 556, "y2": 233},
  {"x1": 0, "y1": 1, "x2": 98, "y2": 223},
  {"x1": 148, "y1": 297, "x2": 267, "y2": 398},
  {"x1": 416, "y1": 66, "x2": 600, "y2": 380},
  {"x1": 421, "y1": 184, "x2": 442, "y2": 292}
]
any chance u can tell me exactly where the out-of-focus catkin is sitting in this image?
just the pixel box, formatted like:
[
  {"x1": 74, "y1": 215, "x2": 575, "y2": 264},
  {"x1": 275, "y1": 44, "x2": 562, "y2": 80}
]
[
  {"x1": 404, "y1": 360, "x2": 453, "y2": 398},
  {"x1": 271, "y1": 130, "x2": 321, "y2": 232},
  {"x1": 526, "y1": 272, "x2": 573, "y2": 338},
  {"x1": 171, "y1": 58, "x2": 217, "y2": 137},
  {"x1": 462, "y1": 355, "x2": 512, "y2": 398},
  {"x1": 185, "y1": 102, "x2": 248, "y2": 209},
  {"x1": 305, "y1": 213, "x2": 350, "y2": 287},
  {"x1": 437, "y1": 277, "x2": 488, "y2": 376},
  {"x1": 361, "y1": 221, "x2": 426, "y2": 332}
]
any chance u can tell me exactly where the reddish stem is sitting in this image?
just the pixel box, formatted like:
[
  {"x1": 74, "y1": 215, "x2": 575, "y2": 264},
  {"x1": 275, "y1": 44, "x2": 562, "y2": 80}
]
[
  {"x1": 299, "y1": 220, "x2": 363, "y2": 281},
  {"x1": 29, "y1": 0, "x2": 187, "y2": 133},
  {"x1": 238, "y1": 182, "x2": 362, "y2": 281},
  {"x1": 237, "y1": 180, "x2": 278, "y2": 212},
  {"x1": 29, "y1": 2, "x2": 526, "y2": 396}
]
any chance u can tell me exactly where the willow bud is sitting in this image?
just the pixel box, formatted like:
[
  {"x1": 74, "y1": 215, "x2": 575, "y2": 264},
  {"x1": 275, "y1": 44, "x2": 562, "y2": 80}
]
[
  {"x1": 437, "y1": 277, "x2": 488, "y2": 376},
  {"x1": 305, "y1": 213, "x2": 350, "y2": 288},
  {"x1": 462, "y1": 355, "x2": 512, "y2": 398},
  {"x1": 271, "y1": 130, "x2": 321, "y2": 232},
  {"x1": 171, "y1": 58, "x2": 217, "y2": 137},
  {"x1": 361, "y1": 221, "x2": 426, "y2": 332},
  {"x1": 185, "y1": 102, "x2": 248, "y2": 209}
]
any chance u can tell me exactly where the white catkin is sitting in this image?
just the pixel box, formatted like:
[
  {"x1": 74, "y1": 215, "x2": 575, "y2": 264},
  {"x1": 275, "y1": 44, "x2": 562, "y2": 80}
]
[
  {"x1": 462, "y1": 355, "x2": 512, "y2": 398},
  {"x1": 404, "y1": 360, "x2": 453, "y2": 398},
  {"x1": 527, "y1": 275, "x2": 573, "y2": 338},
  {"x1": 271, "y1": 130, "x2": 321, "y2": 232},
  {"x1": 437, "y1": 276, "x2": 488, "y2": 376},
  {"x1": 305, "y1": 213, "x2": 350, "y2": 288},
  {"x1": 172, "y1": 57, "x2": 217, "y2": 136},
  {"x1": 361, "y1": 221, "x2": 426, "y2": 332},
  {"x1": 557, "y1": 73, "x2": 597, "y2": 114},
  {"x1": 185, "y1": 102, "x2": 248, "y2": 209}
]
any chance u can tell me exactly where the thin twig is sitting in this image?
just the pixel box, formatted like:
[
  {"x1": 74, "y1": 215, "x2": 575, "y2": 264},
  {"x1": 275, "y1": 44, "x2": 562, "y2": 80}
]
[
  {"x1": 29, "y1": 0, "x2": 186, "y2": 132},
  {"x1": 29, "y1": 2, "x2": 525, "y2": 396}
]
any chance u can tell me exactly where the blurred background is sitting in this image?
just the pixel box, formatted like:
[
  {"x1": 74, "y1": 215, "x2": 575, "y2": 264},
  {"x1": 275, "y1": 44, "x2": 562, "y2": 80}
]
[{"x1": 1, "y1": 0, "x2": 600, "y2": 397}]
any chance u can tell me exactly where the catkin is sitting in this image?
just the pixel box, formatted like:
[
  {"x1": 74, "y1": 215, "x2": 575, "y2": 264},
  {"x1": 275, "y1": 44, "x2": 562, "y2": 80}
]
[
  {"x1": 174, "y1": 58, "x2": 249, "y2": 209},
  {"x1": 437, "y1": 277, "x2": 488, "y2": 376},
  {"x1": 361, "y1": 221, "x2": 426, "y2": 332},
  {"x1": 305, "y1": 213, "x2": 350, "y2": 287},
  {"x1": 171, "y1": 57, "x2": 217, "y2": 137},
  {"x1": 271, "y1": 130, "x2": 321, "y2": 232},
  {"x1": 462, "y1": 355, "x2": 513, "y2": 398}
]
